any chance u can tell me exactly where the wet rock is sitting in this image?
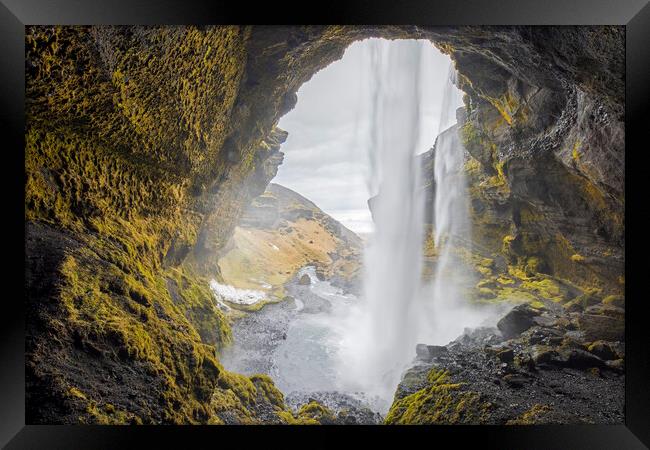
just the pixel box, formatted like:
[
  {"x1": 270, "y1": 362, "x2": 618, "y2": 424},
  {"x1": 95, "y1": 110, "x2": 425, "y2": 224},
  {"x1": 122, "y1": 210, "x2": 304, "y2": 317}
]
[
  {"x1": 564, "y1": 300, "x2": 584, "y2": 313},
  {"x1": 563, "y1": 292, "x2": 601, "y2": 313},
  {"x1": 531, "y1": 344, "x2": 606, "y2": 370},
  {"x1": 522, "y1": 326, "x2": 564, "y2": 345},
  {"x1": 454, "y1": 326, "x2": 503, "y2": 348},
  {"x1": 530, "y1": 345, "x2": 559, "y2": 367},
  {"x1": 586, "y1": 341, "x2": 620, "y2": 361},
  {"x1": 497, "y1": 348, "x2": 515, "y2": 363},
  {"x1": 561, "y1": 348, "x2": 607, "y2": 369},
  {"x1": 315, "y1": 268, "x2": 327, "y2": 281},
  {"x1": 514, "y1": 352, "x2": 536, "y2": 371},
  {"x1": 497, "y1": 304, "x2": 541, "y2": 339},
  {"x1": 576, "y1": 313, "x2": 624, "y2": 342},
  {"x1": 605, "y1": 359, "x2": 625, "y2": 372},
  {"x1": 416, "y1": 344, "x2": 449, "y2": 360},
  {"x1": 298, "y1": 274, "x2": 311, "y2": 285},
  {"x1": 502, "y1": 374, "x2": 528, "y2": 388},
  {"x1": 602, "y1": 295, "x2": 624, "y2": 309},
  {"x1": 286, "y1": 391, "x2": 382, "y2": 425},
  {"x1": 585, "y1": 304, "x2": 625, "y2": 317}
]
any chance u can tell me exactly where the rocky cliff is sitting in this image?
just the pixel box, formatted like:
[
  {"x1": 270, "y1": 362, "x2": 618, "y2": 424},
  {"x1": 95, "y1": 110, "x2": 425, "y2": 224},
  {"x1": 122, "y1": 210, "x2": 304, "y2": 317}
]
[{"x1": 25, "y1": 25, "x2": 624, "y2": 424}]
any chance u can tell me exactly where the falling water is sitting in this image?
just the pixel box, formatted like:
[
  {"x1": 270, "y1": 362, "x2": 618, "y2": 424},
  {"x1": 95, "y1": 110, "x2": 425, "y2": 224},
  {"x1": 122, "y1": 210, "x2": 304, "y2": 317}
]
[
  {"x1": 223, "y1": 39, "x2": 493, "y2": 415},
  {"x1": 336, "y1": 45, "x2": 491, "y2": 411},
  {"x1": 338, "y1": 39, "x2": 426, "y2": 407},
  {"x1": 415, "y1": 67, "x2": 480, "y2": 346}
]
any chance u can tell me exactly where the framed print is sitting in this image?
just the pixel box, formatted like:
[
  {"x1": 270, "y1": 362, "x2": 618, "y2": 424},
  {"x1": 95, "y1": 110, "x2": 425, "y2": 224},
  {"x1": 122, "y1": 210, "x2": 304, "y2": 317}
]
[{"x1": 2, "y1": 0, "x2": 649, "y2": 448}]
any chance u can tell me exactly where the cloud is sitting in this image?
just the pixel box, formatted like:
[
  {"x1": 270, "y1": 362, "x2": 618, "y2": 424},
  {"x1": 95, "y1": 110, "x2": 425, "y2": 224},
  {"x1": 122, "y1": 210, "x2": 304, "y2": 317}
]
[{"x1": 272, "y1": 38, "x2": 462, "y2": 235}]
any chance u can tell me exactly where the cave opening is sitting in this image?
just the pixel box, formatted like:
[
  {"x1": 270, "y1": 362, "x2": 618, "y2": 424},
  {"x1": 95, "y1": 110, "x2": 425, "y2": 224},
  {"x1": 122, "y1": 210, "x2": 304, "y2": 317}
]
[
  {"x1": 24, "y1": 25, "x2": 627, "y2": 426},
  {"x1": 215, "y1": 37, "x2": 489, "y2": 415}
]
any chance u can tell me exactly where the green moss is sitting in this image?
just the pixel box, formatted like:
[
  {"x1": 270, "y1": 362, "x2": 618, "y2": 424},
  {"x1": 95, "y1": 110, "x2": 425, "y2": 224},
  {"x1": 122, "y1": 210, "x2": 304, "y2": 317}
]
[
  {"x1": 250, "y1": 374, "x2": 285, "y2": 408},
  {"x1": 571, "y1": 139, "x2": 582, "y2": 163},
  {"x1": 506, "y1": 404, "x2": 553, "y2": 425},
  {"x1": 491, "y1": 95, "x2": 515, "y2": 125},
  {"x1": 24, "y1": 25, "x2": 300, "y2": 424},
  {"x1": 524, "y1": 256, "x2": 546, "y2": 275},
  {"x1": 461, "y1": 121, "x2": 482, "y2": 150},
  {"x1": 571, "y1": 253, "x2": 585, "y2": 263},
  {"x1": 292, "y1": 401, "x2": 337, "y2": 425},
  {"x1": 165, "y1": 267, "x2": 232, "y2": 348},
  {"x1": 385, "y1": 369, "x2": 491, "y2": 425},
  {"x1": 520, "y1": 278, "x2": 566, "y2": 302},
  {"x1": 602, "y1": 294, "x2": 624, "y2": 308}
]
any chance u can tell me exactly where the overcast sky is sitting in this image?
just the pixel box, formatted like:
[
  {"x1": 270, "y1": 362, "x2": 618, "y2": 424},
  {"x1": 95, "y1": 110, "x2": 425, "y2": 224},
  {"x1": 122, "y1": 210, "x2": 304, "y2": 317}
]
[{"x1": 273, "y1": 38, "x2": 463, "y2": 236}]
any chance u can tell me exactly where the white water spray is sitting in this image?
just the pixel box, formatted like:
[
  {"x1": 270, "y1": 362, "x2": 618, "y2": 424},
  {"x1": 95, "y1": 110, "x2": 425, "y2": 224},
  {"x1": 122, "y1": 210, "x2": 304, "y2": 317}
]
[
  {"x1": 338, "y1": 39, "x2": 426, "y2": 405},
  {"x1": 336, "y1": 45, "x2": 491, "y2": 409},
  {"x1": 415, "y1": 68, "x2": 482, "y2": 345}
]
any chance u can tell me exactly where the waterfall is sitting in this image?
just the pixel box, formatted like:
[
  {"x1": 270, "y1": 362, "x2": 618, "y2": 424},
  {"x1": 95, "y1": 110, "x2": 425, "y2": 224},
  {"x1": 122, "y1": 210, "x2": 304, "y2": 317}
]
[
  {"x1": 338, "y1": 39, "x2": 426, "y2": 406},
  {"x1": 416, "y1": 67, "x2": 477, "y2": 346}
]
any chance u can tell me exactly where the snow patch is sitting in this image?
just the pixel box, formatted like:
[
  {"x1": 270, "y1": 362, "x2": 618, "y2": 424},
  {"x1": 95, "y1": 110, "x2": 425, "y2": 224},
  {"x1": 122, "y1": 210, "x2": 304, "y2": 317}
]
[{"x1": 210, "y1": 280, "x2": 266, "y2": 305}]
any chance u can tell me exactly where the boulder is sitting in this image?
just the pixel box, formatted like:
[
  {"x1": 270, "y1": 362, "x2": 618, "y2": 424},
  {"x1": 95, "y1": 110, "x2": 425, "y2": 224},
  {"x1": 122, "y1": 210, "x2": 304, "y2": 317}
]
[
  {"x1": 298, "y1": 274, "x2": 311, "y2": 285},
  {"x1": 561, "y1": 349, "x2": 607, "y2": 369},
  {"x1": 530, "y1": 345, "x2": 559, "y2": 367},
  {"x1": 530, "y1": 345, "x2": 606, "y2": 370},
  {"x1": 577, "y1": 313, "x2": 624, "y2": 342},
  {"x1": 497, "y1": 304, "x2": 541, "y2": 339},
  {"x1": 502, "y1": 374, "x2": 529, "y2": 388},
  {"x1": 605, "y1": 359, "x2": 625, "y2": 372},
  {"x1": 415, "y1": 344, "x2": 449, "y2": 360},
  {"x1": 523, "y1": 326, "x2": 564, "y2": 345},
  {"x1": 497, "y1": 348, "x2": 515, "y2": 363},
  {"x1": 563, "y1": 292, "x2": 601, "y2": 312},
  {"x1": 602, "y1": 295, "x2": 624, "y2": 309},
  {"x1": 586, "y1": 341, "x2": 621, "y2": 360}
]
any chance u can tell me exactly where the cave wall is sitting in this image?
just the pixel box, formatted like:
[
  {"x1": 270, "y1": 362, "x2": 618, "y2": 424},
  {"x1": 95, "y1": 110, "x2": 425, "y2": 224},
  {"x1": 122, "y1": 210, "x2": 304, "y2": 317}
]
[
  {"x1": 453, "y1": 27, "x2": 624, "y2": 295},
  {"x1": 25, "y1": 25, "x2": 624, "y2": 423}
]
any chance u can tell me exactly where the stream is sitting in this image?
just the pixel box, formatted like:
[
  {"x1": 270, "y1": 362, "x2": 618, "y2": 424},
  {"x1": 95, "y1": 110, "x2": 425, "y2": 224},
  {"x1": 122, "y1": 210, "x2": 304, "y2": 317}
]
[{"x1": 219, "y1": 266, "x2": 386, "y2": 421}]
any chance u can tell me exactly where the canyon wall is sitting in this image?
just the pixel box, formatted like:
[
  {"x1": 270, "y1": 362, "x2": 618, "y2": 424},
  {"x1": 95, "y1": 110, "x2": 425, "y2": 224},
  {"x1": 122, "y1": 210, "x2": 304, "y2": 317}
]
[{"x1": 25, "y1": 25, "x2": 624, "y2": 423}]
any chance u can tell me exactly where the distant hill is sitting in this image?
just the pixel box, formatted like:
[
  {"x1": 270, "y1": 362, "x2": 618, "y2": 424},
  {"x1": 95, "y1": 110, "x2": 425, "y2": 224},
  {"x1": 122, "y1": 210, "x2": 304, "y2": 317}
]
[{"x1": 217, "y1": 183, "x2": 363, "y2": 297}]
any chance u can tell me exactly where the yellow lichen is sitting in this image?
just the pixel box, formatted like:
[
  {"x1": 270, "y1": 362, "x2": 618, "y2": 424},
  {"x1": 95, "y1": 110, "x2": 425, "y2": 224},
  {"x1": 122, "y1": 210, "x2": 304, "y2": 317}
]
[
  {"x1": 385, "y1": 369, "x2": 490, "y2": 425},
  {"x1": 571, "y1": 254, "x2": 585, "y2": 262}
]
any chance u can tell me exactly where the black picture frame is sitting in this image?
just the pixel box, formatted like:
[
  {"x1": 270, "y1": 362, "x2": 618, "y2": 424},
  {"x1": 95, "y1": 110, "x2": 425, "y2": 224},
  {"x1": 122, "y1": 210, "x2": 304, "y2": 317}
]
[{"x1": 3, "y1": 0, "x2": 648, "y2": 448}]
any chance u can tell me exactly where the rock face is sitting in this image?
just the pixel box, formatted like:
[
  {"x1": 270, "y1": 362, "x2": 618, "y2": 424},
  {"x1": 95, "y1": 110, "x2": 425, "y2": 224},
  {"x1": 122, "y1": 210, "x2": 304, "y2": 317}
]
[{"x1": 25, "y1": 25, "x2": 624, "y2": 424}]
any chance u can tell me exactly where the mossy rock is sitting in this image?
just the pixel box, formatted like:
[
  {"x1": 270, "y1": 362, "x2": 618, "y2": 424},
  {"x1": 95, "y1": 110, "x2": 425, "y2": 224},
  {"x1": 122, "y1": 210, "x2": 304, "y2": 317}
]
[
  {"x1": 602, "y1": 294, "x2": 624, "y2": 309},
  {"x1": 385, "y1": 369, "x2": 492, "y2": 425}
]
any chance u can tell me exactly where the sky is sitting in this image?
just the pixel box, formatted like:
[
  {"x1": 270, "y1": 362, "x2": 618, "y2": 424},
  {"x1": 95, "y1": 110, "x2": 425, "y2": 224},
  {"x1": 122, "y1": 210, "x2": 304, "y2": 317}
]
[{"x1": 273, "y1": 38, "x2": 463, "y2": 236}]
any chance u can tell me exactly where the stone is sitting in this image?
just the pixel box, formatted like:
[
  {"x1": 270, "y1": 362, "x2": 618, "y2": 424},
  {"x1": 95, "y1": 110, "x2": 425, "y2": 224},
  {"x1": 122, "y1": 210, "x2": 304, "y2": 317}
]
[
  {"x1": 532, "y1": 345, "x2": 606, "y2": 370},
  {"x1": 577, "y1": 314, "x2": 624, "y2": 342},
  {"x1": 502, "y1": 374, "x2": 528, "y2": 388},
  {"x1": 514, "y1": 353, "x2": 536, "y2": 371},
  {"x1": 561, "y1": 349, "x2": 606, "y2": 369},
  {"x1": 298, "y1": 274, "x2": 311, "y2": 285},
  {"x1": 497, "y1": 304, "x2": 541, "y2": 339},
  {"x1": 497, "y1": 348, "x2": 515, "y2": 363},
  {"x1": 524, "y1": 326, "x2": 563, "y2": 345},
  {"x1": 605, "y1": 359, "x2": 625, "y2": 372},
  {"x1": 416, "y1": 344, "x2": 449, "y2": 360},
  {"x1": 563, "y1": 292, "x2": 601, "y2": 312},
  {"x1": 530, "y1": 345, "x2": 559, "y2": 367},
  {"x1": 602, "y1": 295, "x2": 624, "y2": 309},
  {"x1": 586, "y1": 341, "x2": 619, "y2": 361}
]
